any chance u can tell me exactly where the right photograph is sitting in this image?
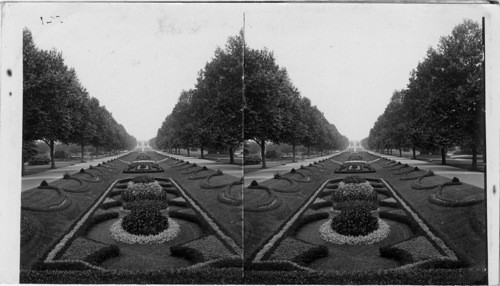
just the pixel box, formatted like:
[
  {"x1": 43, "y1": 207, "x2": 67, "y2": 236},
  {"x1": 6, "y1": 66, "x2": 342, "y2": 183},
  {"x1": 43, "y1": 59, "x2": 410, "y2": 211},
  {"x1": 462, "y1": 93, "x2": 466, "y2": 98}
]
[{"x1": 242, "y1": 4, "x2": 487, "y2": 284}]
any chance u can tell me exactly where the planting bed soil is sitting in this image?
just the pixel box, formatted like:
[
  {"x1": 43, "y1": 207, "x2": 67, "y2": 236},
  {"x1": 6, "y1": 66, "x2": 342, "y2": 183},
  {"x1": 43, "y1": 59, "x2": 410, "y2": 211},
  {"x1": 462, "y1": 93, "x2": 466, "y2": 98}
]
[{"x1": 20, "y1": 151, "x2": 487, "y2": 284}]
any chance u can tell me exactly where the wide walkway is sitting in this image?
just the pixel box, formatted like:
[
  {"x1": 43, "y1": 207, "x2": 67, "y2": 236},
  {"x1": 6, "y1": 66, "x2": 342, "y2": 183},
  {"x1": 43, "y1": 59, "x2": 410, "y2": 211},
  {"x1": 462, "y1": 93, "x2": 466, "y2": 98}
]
[
  {"x1": 368, "y1": 151, "x2": 485, "y2": 189},
  {"x1": 21, "y1": 153, "x2": 129, "y2": 192}
]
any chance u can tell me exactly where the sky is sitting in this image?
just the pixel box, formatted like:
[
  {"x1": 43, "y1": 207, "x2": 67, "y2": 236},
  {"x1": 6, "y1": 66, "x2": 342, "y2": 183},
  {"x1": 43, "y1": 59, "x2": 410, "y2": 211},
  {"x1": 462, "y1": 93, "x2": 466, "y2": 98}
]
[{"x1": 15, "y1": 3, "x2": 487, "y2": 142}]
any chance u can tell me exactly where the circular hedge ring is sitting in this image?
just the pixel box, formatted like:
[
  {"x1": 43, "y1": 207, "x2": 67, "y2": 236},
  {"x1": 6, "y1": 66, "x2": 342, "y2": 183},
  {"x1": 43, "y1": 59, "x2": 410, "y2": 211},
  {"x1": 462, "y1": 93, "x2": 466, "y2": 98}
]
[
  {"x1": 320, "y1": 218, "x2": 390, "y2": 245},
  {"x1": 61, "y1": 176, "x2": 91, "y2": 193},
  {"x1": 110, "y1": 217, "x2": 180, "y2": 244}
]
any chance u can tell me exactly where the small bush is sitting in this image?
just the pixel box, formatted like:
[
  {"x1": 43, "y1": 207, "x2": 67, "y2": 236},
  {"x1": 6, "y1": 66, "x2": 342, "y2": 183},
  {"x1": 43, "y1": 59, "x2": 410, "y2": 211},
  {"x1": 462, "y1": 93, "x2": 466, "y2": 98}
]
[
  {"x1": 131, "y1": 175, "x2": 155, "y2": 184},
  {"x1": 121, "y1": 208, "x2": 169, "y2": 236},
  {"x1": 331, "y1": 208, "x2": 378, "y2": 236},
  {"x1": 335, "y1": 200, "x2": 379, "y2": 212},
  {"x1": 342, "y1": 176, "x2": 367, "y2": 184},
  {"x1": 123, "y1": 200, "x2": 168, "y2": 211}
]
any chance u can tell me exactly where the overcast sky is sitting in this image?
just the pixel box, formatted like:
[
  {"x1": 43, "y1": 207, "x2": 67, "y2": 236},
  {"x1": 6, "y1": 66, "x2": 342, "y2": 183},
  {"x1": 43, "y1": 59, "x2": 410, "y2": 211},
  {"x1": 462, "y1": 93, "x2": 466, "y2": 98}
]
[{"x1": 16, "y1": 3, "x2": 486, "y2": 142}]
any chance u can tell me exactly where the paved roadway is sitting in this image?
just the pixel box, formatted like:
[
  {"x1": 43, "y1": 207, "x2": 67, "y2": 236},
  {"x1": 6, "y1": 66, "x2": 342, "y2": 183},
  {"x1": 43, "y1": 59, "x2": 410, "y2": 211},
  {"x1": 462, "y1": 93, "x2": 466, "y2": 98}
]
[{"x1": 21, "y1": 153, "x2": 130, "y2": 192}]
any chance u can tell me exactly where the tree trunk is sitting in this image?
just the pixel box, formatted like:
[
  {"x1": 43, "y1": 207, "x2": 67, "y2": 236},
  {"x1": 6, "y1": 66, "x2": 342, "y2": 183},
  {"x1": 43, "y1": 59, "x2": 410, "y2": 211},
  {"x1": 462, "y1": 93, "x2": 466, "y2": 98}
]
[
  {"x1": 50, "y1": 140, "x2": 56, "y2": 169},
  {"x1": 187, "y1": 148, "x2": 190, "y2": 157},
  {"x1": 81, "y1": 144, "x2": 85, "y2": 162},
  {"x1": 200, "y1": 146, "x2": 204, "y2": 159},
  {"x1": 441, "y1": 148, "x2": 447, "y2": 165},
  {"x1": 292, "y1": 144, "x2": 296, "y2": 162},
  {"x1": 96, "y1": 146, "x2": 99, "y2": 159},
  {"x1": 260, "y1": 140, "x2": 266, "y2": 169},
  {"x1": 229, "y1": 147, "x2": 234, "y2": 164},
  {"x1": 471, "y1": 145, "x2": 478, "y2": 170},
  {"x1": 399, "y1": 148, "x2": 402, "y2": 157},
  {"x1": 307, "y1": 147, "x2": 310, "y2": 158},
  {"x1": 412, "y1": 147, "x2": 416, "y2": 159}
]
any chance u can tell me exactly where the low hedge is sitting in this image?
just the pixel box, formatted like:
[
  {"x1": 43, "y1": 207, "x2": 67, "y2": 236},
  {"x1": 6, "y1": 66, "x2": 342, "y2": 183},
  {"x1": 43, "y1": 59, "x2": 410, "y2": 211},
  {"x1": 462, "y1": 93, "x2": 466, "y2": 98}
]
[
  {"x1": 101, "y1": 200, "x2": 122, "y2": 210},
  {"x1": 168, "y1": 209, "x2": 212, "y2": 234},
  {"x1": 169, "y1": 197, "x2": 189, "y2": 208},
  {"x1": 91, "y1": 211, "x2": 119, "y2": 226},
  {"x1": 21, "y1": 266, "x2": 485, "y2": 284}
]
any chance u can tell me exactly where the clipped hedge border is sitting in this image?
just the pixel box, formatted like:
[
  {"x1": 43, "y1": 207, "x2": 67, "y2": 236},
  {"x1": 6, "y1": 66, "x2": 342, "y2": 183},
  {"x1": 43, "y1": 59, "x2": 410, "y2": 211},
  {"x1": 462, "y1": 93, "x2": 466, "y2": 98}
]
[
  {"x1": 251, "y1": 180, "x2": 330, "y2": 262},
  {"x1": 379, "y1": 210, "x2": 420, "y2": 234},
  {"x1": 101, "y1": 200, "x2": 122, "y2": 210},
  {"x1": 21, "y1": 186, "x2": 73, "y2": 213},
  {"x1": 169, "y1": 198, "x2": 189, "y2": 208},
  {"x1": 245, "y1": 184, "x2": 282, "y2": 212},
  {"x1": 379, "y1": 199, "x2": 400, "y2": 209},
  {"x1": 34, "y1": 178, "x2": 127, "y2": 270},
  {"x1": 429, "y1": 192, "x2": 484, "y2": 208},
  {"x1": 217, "y1": 183, "x2": 243, "y2": 206},
  {"x1": 91, "y1": 211, "x2": 120, "y2": 226},
  {"x1": 169, "y1": 179, "x2": 242, "y2": 256},
  {"x1": 61, "y1": 177, "x2": 91, "y2": 193},
  {"x1": 21, "y1": 266, "x2": 486, "y2": 284},
  {"x1": 272, "y1": 177, "x2": 301, "y2": 193},
  {"x1": 411, "y1": 172, "x2": 438, "y2": 190},
  {"x1": 381, "y1": 179, "x2": 472, "y2": 266},
  {"x1": 310, "y1": 199, "x2": 333, "y2": 210}
]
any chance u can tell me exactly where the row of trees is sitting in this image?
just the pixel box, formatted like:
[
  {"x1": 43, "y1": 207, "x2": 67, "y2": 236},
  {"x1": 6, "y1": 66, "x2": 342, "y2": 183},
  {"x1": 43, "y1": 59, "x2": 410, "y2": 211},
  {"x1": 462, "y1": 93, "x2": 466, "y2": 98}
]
[
  {"x1": 23, "y1": 28, "x2": 136, "y2": 172},
  {"x1": 153, "y1": 32, "x2": 348, "y2": 168},
  {"x1": 364, "y1": 20, "x2": 484, "y2": 169}
]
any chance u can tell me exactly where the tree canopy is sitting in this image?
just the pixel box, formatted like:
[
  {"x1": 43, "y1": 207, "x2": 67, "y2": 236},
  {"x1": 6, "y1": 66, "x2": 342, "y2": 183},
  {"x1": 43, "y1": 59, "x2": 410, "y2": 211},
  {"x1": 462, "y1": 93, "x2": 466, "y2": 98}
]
[
  {"x1": 366, "y1": 19, "x2": 484, "y2": 168},
  {"x1": 154, "y1": 31, "x2": 349, "y2": 168},
  {"x1": 23, "y1": 28, "x2": 136, "y2": 171}
]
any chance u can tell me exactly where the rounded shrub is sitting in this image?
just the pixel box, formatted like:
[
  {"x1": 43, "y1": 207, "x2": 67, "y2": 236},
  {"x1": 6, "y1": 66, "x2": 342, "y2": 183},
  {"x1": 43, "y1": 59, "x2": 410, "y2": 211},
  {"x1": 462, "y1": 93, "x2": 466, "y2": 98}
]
[
  {"x1": 122, "y1": 180, "x2": 167, "y2": 202},
  {"x1": 336, "y1": 200, "x2": 379, "y2": 211},
  {"x1": 123, "y1": 200, "x2": 168, "y2": 211},
  {"x1": 332, "y1": 181, "x2": 376, "y2": 203},
  {"x1": 131, "y1": 175, "x2": 155, "y2": 184},
  {"x1": 121, "y1": 208, "x2": 169, "y2": 236},
  {"x1": 342, "y1": 176, "x2": 366, "y2": 184},
  {"x1": 331, "y1": 208, "x2": 378, "y2": 236}
]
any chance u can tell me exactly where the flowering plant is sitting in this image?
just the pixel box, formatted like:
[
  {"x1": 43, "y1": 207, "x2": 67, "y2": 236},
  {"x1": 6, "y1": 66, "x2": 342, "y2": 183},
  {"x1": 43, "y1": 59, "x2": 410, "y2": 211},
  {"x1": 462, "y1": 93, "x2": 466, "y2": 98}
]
[
  {"x1": 320, "y1": 218, "x2": 390, "y2": 245},
  {"x1": 110, "y1": 217, "x2": 179, "y2": 244}
]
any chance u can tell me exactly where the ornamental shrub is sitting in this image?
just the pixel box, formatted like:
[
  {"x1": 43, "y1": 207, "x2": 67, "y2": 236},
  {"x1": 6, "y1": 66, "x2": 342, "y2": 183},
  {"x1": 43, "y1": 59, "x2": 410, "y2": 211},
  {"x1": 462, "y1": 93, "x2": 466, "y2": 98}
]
[
  {"x1": 123, "y1": 200, "x2": 168, "y2": 211},
  {"x1": 332, "y1": 181, "x2": 377, "y2": 203},
  {"x1": 121, "y1": 208, "x2": 169, "y2": 236},
  {"x1": 336, "y1": 200, "x2": 379, "y2": 212},
  {"x1": 40, "y1": 180, "x2": 49, "y2": 187},
  {"x1": 131, "y1": 175, "x2": 155, "y2": 184},
  {"x1": 342, "y1": 176, "x2": 366, "y2": 184},
  {"x1": 331, "y1": 208, "x2": 378, "y2": 236},
  {"x1": 122, "y1": 181, "x2": 167, "y2": 202}
]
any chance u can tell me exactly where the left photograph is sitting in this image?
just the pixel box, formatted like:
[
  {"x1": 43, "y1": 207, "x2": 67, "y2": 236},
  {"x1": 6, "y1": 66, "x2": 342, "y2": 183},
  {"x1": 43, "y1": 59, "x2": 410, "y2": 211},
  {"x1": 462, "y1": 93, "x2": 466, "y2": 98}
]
[{"x1": 20, "y1": 4, "x2": 244, "y2": 282}]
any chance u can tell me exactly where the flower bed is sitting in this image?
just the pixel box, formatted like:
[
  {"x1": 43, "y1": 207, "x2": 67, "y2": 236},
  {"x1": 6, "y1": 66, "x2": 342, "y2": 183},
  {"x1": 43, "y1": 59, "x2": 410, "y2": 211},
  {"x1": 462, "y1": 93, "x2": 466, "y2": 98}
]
[
  {"x1": 320, "y1": 218, "x2": 390, "y2": 245},
  {"x1": 110, "y1": 217, "x2": 180, "y2": 244}
]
